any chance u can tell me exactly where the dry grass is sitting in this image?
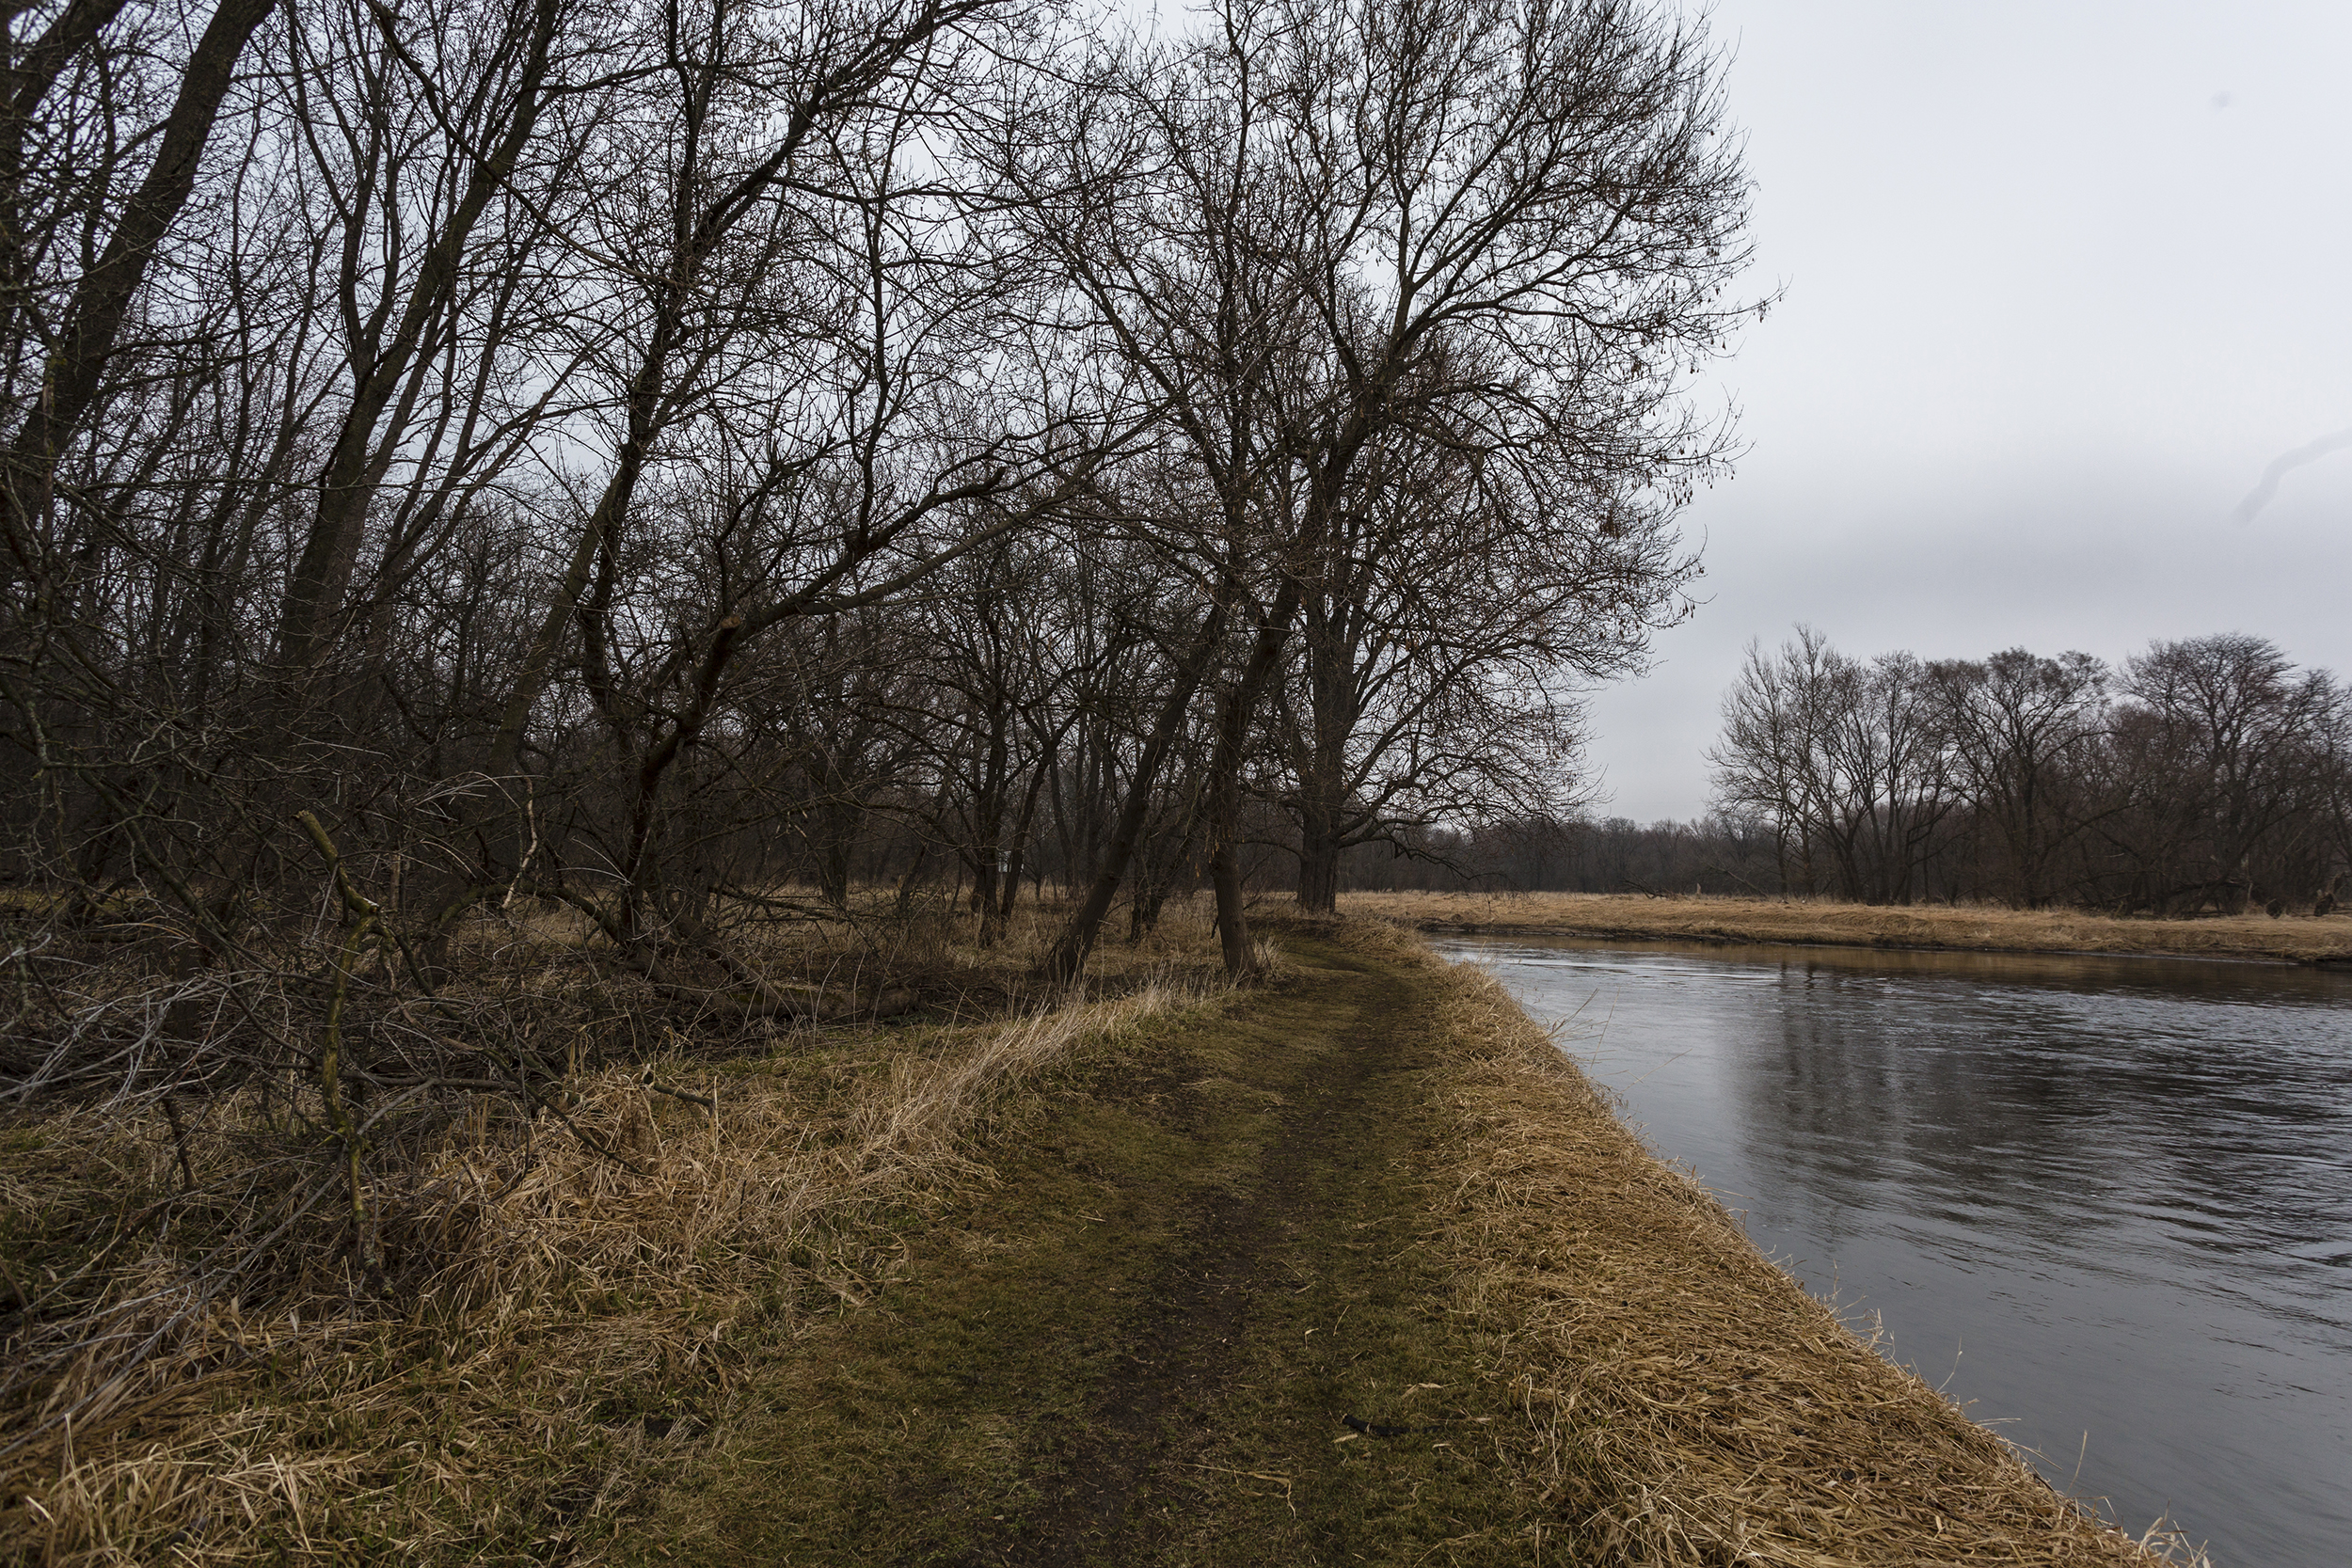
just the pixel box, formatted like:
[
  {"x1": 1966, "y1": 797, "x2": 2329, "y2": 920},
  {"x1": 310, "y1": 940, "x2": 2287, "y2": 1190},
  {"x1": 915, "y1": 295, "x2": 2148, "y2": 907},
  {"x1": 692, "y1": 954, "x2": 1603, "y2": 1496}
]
[
  {"x1": 2, "y1": 895, "x2": 1258, "y2": 1565},
  {"x1": 1389, "y1": 926, "x2": 2197, "y2": 1566},
  {"x1": 1348, "y1": 889, "x2": 2352, "y2": 965},
  {"x1": 15, "y1": 898, "x2": 2202, "y2": 1565}
]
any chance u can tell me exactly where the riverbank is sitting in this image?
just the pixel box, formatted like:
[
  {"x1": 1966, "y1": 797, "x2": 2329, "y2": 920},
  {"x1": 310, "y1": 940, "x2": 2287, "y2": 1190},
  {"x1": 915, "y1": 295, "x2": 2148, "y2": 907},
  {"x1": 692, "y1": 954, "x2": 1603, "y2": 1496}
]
[
  {"x1": 1348, "y1": 889, "x2": 2352, "y2": 965},
  {"x1": 8, "y1": 921, "x2": 2184, "y2": 1563},
  {"x1": 621, "y1": 923, "x2": 2170, "y2": 1564}
]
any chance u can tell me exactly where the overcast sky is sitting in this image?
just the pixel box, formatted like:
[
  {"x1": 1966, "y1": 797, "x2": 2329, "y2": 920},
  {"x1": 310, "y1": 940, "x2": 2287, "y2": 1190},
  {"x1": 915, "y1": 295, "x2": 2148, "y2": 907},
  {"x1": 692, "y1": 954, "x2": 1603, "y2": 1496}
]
[{"x1": 1576, "y1": 0, "x2": 2352, "y2": 820}]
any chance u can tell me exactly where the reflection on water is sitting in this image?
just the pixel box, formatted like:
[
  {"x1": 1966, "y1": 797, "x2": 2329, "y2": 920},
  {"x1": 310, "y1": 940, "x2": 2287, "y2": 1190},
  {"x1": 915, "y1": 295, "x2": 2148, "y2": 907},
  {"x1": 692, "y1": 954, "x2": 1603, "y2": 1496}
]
[{"x1": 1440, "y1": 936, "x2": 2352, "y2": 1568}]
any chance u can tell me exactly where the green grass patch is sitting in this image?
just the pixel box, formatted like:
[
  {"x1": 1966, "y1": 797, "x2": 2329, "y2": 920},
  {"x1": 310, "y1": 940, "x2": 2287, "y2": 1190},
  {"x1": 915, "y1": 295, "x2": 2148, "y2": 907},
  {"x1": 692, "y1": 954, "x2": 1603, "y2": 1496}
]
[{"x1": 628, "y1": 935, "x2": 1545, "y2": 1566}]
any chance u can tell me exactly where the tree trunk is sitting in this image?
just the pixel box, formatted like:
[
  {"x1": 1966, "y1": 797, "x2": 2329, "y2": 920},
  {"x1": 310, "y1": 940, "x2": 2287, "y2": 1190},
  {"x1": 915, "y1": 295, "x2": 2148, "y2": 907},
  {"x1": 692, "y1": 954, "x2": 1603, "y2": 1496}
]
[
  {"x1": 1036, "y1": 594, "x2": 1231, "y2": 987},
  {"x1": 817, "y1": 799, "x2": 859, "y2": 909},
  {"x1": 1295, "y1": 809, "x2": 1342, "y2": 913},
  {"x1": 894, "y1": 843, "x2": 931, "y2": 918},
  {"x1": 1208, "y1": 692, "x2": 1252, "y2": 975},
  {"x1": 1293, "y1": 685, "x2": 1349, "y2": 913},
  {"x1": 1205, "y1": 581, "x2": 1301, "y2": 976},
  {"x1": 973, "y1": 855, "x2": 1003, "y2": 942},
  {"x1": 4, "y1": 0, "x2": 273, "y2": 562},
  {"x1": 276, "y1": 0, "x2": 561, "y2": 669}
]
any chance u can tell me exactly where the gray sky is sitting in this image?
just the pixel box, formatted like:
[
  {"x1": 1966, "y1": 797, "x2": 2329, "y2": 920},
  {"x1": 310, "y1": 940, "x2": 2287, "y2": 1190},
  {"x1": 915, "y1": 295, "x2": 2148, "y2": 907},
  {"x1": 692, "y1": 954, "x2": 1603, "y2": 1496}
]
[{"x1": 1582, "y1": 0, "x2": 2352, "y2": 821}]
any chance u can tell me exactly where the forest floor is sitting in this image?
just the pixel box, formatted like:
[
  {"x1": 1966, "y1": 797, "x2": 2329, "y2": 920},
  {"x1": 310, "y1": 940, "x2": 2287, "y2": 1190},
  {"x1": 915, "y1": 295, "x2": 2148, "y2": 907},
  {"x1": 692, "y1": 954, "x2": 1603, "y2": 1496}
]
[{"x1": 1346, "y1": 889, "x2": 2352, "y2": 966}]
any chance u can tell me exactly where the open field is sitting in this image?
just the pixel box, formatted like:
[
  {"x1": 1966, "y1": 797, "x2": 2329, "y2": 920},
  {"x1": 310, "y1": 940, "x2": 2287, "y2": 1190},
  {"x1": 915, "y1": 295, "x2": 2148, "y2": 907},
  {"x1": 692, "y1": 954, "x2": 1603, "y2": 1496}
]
[{"x1": 1345, "y1": 889, "x2": 2352, "y2": 965}]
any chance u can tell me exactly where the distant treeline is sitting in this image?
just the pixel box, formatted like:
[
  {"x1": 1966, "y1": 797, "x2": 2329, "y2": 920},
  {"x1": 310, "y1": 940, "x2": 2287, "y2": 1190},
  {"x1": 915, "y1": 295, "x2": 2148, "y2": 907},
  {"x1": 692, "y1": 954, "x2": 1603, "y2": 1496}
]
[
  {"x1": 1312, "y1": 629, "x2": 2352, "y2": 915},
  {"x1": 1335, "y1": 629, "x2": 2348, "y2": 914},
  {"x1": 1701, "y1": 628, "x2": 2352, "y2": 912},
  {"x1": 1238, "y1": 810, "x2": 1772, "y2": 901}
]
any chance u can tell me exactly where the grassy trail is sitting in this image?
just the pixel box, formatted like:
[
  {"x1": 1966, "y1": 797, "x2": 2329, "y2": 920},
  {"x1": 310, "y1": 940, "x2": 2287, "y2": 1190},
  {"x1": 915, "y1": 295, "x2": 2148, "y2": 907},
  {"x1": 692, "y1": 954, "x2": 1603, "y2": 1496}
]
[{"x1": 630, "y1": 933, "x2": 1544, "y2": 1566}]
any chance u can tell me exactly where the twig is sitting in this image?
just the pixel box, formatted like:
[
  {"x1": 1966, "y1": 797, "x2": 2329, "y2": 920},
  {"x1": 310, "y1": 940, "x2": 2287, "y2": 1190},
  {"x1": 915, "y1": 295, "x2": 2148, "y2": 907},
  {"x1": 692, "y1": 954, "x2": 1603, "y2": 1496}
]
[
  {"x1": 1701, "y1": 862, "x2": 1775, "y2": 899},
  {"x1": 642, "y1": 1075, "x2": 716, "y2": 1110},
  {"x1": 373, "y1": 892, "x2": 649, "y2": 1176},
  {"x1": 162, "y1": 1094, "x2": 197, "y2": 1192},
  {"x1": 501, "y1": 773, "x2": 539, "y2": 911},
  {"x1": 294, "y1": 811, "x2": 382, "y2": 1281}
]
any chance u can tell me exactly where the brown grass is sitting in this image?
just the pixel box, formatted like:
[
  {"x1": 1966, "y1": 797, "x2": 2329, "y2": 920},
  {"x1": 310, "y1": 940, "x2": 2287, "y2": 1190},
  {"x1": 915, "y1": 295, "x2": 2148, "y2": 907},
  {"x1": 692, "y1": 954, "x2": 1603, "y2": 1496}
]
[
  {"x1": 1387, "y1": 924, "x2": 2197, "y2": 1565},
  {"x1": 7, "y1": 902, "x2": 2211, "y2": 1563},
  {"x1": 1349, "y1": 889, "x2": 2352, "y2": 965},
  {"x1": 2, "y1": 896, "x2": 1262, "y2": 1564}
]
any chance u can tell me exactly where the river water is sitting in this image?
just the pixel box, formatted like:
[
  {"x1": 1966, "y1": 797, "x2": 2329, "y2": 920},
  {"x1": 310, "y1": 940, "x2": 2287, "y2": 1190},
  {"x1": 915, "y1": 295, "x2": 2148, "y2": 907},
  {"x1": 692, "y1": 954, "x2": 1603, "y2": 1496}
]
[{"x1": 1437, "y1": 935, "x2": 2352, "y2": 1568}]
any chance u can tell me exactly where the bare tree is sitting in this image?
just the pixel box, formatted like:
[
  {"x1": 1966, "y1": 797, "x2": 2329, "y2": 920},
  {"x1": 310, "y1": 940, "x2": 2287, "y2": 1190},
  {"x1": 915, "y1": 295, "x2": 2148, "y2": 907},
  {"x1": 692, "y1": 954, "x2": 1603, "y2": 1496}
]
[
  {"x1": 1281, "y1": 418, "x2": 1693, "y2": 911},
  {"x1": 1007, "y1": 0, "x2": 1754, "y2": 974},
  {"x1": 5, "y1": 0, "x2": 277, "y2": 565},
  {"x1": 271, "y1": 0, "x2": 568, "y2": 674},
  {"x1": 1931, "y1": 648, "x2": 2109, "y2": 908},
  {"x1": 2108, "y1": 634, "x2": 2337, "y2": 912}
]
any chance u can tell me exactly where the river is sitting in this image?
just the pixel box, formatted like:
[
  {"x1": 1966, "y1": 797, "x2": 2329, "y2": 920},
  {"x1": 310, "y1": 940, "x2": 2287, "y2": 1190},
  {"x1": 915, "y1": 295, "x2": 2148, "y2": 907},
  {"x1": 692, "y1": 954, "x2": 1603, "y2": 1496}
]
[{"x1": 1438, "y1": 935, "x2": 2352, "y2": 1568}]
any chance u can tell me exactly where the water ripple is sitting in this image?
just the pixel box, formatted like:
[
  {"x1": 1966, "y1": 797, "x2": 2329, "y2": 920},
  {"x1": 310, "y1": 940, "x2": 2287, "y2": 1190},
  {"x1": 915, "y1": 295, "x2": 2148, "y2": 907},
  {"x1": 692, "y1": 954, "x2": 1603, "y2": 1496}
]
[{"x1": 1445, "y1": 935, "x2": 2352, "y2": 1568}]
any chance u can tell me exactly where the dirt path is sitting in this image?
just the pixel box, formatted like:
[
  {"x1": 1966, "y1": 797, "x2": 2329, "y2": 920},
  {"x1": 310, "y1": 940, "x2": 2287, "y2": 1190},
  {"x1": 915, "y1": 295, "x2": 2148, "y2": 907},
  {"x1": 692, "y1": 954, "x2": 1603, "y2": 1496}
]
[{"x1": 631, "y1": 934, "x2": 1545, "y2": 1566}]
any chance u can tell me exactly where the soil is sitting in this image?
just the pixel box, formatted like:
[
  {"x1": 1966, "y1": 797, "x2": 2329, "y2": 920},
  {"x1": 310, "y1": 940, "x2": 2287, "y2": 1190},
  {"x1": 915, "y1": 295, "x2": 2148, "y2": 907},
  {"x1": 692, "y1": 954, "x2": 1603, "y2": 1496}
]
[{"x1": 628, "y1": 933, "x2": 1545, "y2": 1566}]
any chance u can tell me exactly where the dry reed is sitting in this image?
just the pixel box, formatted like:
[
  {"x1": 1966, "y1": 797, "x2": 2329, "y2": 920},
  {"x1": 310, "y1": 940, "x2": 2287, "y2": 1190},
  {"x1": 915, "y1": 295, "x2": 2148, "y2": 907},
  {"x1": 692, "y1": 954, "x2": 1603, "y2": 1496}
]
[
  {"x1": 1391, "y1": 924, "x2": 2200, "y2": 1566},
  {"x1": 1351, "y1": 889, "x2": 2352, "y2": 966}
]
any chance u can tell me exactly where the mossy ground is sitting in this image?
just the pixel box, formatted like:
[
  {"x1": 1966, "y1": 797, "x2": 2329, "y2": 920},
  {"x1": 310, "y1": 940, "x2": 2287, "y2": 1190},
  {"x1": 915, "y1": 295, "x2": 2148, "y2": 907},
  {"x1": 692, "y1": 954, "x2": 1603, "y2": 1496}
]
[{"x1": 628, "y1": 931, "x2": 1545, "y2": 1566}]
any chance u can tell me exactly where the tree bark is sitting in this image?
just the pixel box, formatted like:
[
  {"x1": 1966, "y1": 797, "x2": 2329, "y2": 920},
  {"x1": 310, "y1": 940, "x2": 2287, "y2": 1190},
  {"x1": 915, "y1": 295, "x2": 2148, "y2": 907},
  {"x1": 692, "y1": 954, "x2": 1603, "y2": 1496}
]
[
  {"x1": 1292, "y1": 624, "x2": 1356, "y2": 913},
  {"x1": 1295, "y1": 803, "x2": 1342, "y2": 912}
]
